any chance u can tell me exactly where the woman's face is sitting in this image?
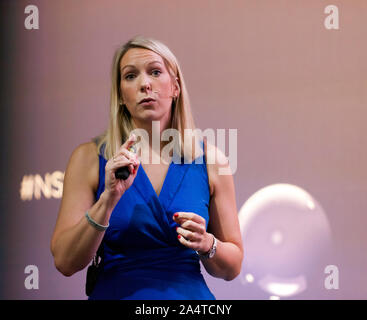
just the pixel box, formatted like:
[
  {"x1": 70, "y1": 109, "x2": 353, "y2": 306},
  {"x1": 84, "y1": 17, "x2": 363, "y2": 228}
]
[{"x1": 119, "y1": 48, "x2": 179, "y2": 125}]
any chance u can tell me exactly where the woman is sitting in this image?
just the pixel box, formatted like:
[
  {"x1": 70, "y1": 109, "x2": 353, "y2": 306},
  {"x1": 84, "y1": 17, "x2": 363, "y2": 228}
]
[{"x1": 50, "y1": 36, "x2": 243, "y2": 300}]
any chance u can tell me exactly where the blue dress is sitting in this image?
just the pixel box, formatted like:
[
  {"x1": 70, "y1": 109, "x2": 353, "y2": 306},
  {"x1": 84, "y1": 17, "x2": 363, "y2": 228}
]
[{"x1": 88, "y1": 141, "x2": 216, "y2": 300}]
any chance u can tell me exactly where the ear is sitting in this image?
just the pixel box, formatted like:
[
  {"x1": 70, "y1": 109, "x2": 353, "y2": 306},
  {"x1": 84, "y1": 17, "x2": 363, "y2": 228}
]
[{"x1": 172, "y1": 77, "x2": 180, "y2": 98}]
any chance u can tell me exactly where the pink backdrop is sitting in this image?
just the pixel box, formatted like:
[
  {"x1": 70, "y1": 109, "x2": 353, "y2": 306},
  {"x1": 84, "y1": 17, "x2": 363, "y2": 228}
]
[{"x1": 1, "y1": 0, "x2": 366, "y2": 299}]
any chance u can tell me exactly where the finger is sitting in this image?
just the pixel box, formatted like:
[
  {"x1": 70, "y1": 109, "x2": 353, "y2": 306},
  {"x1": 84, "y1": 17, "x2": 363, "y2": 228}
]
[
  {"x1": 176, "y1": 226, "x2": 199, "y2": 242},
  {"x1": 173, "y1": 212, "x2": 206, "y2": 225},
  {"x1": 110, "y1": 157, "x2": 135, "y2": 173},
  {"x1": 177, "y1": 234, "x2": 194, "y2": 249},
  {"x1": 132, "y1": 164, "x2": 139, "y2": 176},
  {"x1": 119, "y1": 148, "x2": 138, "y2": 163},
  {"x1": 120, "y1": 133, "x2": 137, "y2": 151},
  {"x1": 173, "y1": 212, "x2": 187, "y2": 222},
  {"x1": 179, "y1": 220, "x2": 206, "y2": 234},
  {"x1": 129, "y1": 156, "x2": 140, "y2": 175},
  {"x1": 129, "y1": 163, "x2": 134, "y2": 174},
  {"x1": 112, "y1": 154, "x2": 133, "y2": 166},
  {"x1": 114, "y1": 152, "x2": 139, "y2": 170}
]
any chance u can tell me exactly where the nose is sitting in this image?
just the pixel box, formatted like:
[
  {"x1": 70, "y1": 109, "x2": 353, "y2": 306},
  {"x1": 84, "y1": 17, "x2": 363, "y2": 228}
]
[{"x1": 139, "y1": 74, "x2": 152, "y2": 93}]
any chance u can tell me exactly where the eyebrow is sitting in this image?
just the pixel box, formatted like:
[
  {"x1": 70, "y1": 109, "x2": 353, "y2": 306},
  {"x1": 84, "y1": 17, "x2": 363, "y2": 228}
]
[{"x1": 120, "y1": 60, "x2": 163, "y2": 73}]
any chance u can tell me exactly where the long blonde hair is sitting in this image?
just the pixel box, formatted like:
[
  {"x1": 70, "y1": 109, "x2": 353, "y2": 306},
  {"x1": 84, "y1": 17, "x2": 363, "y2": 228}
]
[{"x1": 93, "y1": 35, "x2": 200, "y2": 161}]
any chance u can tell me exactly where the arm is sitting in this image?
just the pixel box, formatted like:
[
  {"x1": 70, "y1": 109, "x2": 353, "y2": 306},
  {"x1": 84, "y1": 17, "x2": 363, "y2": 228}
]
[
  {"x1": 50, "y1": 136, "x2": 139, "y2": 277},
  {"x1": 201, "y1": 175, "x2": 243, "y2": 281},
  {"x1": 174, "y1": 143, "x2": 244, "y2": 281},
  {"x1": 50, "y1": 142, "x2": 115, "y2": 276}
]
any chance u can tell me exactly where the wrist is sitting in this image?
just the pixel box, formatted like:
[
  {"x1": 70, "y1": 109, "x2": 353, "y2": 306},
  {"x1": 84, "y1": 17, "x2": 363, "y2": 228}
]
[
  {"x1": 197, "y1": 233, "x2": 214, "y2": 255},
  {"x1": 100, "y1": 190, "x2": 119, "y2": 211}
]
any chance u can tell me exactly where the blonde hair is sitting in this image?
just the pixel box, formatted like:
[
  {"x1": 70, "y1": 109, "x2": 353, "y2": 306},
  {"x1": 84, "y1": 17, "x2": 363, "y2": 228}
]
[{"x1": 93, "y1": 35, "x2": 200, "y2": 161}]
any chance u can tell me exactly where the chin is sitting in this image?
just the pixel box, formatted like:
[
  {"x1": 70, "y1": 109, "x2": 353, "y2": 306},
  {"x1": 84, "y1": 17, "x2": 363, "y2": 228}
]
[
  {"x1": 136, "y1": 112, "x2": 164, "y2": 123},
  {"x1": 136, "y1": 109, "x2": 170, "y2": 123}
]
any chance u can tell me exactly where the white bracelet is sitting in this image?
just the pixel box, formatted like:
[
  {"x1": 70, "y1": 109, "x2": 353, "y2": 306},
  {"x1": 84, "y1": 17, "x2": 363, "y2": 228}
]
[{"x1": 85, "y1": 211, "x2": 109, "y2": 231}]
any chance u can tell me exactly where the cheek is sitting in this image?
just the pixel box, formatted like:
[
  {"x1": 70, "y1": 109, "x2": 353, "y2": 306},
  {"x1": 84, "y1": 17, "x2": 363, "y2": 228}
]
[
  {"x1": 120, "y1": 85, "x2": 135, "y2": 102},
  {"x1": 157, "y1": 78, "x2": 174, "y2": 97}
]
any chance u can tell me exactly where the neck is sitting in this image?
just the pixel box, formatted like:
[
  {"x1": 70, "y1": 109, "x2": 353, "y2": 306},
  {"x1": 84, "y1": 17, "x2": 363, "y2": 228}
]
[{"x1": 132, "y1": 115, "x2": 172, "y2": 155}]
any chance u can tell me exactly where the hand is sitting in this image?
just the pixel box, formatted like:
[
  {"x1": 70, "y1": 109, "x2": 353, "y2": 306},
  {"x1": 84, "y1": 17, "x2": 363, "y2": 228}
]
[
  {"x1": 173, "y1": 212, "x2": 213, "y2": 254},
  {"x1": 104, "y1": 134, "x2": 140, "y2": 204}
]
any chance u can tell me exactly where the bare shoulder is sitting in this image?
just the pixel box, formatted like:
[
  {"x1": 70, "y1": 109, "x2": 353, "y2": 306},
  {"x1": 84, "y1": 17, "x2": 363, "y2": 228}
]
[
  {"x1": 204, "y1": 141, "x2": 231, "y2": 196},
  {"x1": 67, "y1": 141, "x2": 100, "y2": 194}
]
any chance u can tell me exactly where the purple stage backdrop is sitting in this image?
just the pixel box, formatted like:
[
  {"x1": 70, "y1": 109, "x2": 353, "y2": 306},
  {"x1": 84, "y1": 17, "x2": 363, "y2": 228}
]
[{"x1": 0, "y1": 0, "x2": 366, "y2": 299}]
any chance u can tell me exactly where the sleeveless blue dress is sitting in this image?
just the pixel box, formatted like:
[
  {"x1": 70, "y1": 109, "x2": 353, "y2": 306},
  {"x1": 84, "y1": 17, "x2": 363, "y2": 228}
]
[{"x1": 88, "y1": 141, "x2": 216, "y2": 300}]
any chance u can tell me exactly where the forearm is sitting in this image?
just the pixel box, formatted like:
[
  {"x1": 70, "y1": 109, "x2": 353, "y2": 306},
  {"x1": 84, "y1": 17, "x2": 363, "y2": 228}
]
[
  {"x1": 52, "y1": 191, "x2": 117, "y2": 276},
  {"x1": 200, "y1": 236, "x2": 243, "y2": 281}
]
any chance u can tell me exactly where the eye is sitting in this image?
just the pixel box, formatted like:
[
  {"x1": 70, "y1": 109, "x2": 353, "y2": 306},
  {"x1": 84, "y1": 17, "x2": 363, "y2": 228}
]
[
  {"x1": 151, "y1": 69, "x2": 162, "y2": 77},
  {"x1": 124, "y1": 73, "x2": 136, "y2": 80}
]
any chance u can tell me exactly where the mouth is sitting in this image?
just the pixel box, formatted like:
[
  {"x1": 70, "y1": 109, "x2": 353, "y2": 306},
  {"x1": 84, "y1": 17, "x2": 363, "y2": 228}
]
[{"x1": 139, "y1": 97, "x2": 156, "y2": 104}]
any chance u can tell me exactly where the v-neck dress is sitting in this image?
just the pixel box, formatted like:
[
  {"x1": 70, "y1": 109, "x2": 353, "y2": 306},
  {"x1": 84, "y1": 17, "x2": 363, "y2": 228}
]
[{"x1": 88, "y1": 141, "x2": 216, "y2": 300}]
